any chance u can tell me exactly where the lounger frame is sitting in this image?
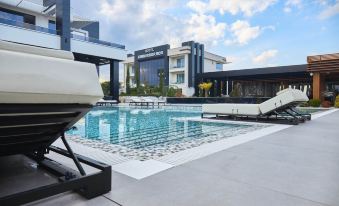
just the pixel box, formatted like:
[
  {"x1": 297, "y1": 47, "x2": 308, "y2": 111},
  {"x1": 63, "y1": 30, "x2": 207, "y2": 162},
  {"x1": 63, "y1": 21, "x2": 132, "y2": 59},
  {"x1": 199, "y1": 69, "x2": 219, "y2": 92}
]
[
  {"x1": 0, "y1": 104, "x2": 111, "y2": 205},
  {"x1": 202, "y1": 103, "x2": 311, "y2": 125}
]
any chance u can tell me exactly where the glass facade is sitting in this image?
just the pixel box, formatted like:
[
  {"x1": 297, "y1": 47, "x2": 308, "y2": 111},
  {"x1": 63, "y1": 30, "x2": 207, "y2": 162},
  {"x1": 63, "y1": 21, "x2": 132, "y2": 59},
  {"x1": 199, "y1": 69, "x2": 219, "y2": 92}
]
[{"x1": 139, "y1": 58, "x2": 164, "y2": 86}]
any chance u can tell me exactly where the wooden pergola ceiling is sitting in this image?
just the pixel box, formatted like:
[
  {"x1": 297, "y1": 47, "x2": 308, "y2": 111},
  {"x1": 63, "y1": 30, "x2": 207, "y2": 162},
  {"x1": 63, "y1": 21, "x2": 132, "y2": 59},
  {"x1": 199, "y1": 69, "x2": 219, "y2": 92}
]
[{"x1": 307, "y1": 53, "x2": 339, "y2": 73}]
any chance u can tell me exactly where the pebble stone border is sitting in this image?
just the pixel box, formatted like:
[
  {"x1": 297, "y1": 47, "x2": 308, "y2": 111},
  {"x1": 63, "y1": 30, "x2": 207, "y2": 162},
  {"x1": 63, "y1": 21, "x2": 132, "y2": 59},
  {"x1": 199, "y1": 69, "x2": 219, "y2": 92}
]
[{"x1": 67, "y1": 121, "x2": 269, "y2": 161}]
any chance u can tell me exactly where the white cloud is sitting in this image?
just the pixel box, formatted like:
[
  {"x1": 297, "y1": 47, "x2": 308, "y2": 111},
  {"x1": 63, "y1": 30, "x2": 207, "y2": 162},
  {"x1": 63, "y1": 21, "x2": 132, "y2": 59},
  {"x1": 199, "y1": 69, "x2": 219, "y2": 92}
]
[
  {"x1": 316, "y1": 0, "x2": 329, "y2": 6},
  {"x1": 318, "y1": 0, "x2": 339, "y2": 19},
  {"x1": 284, "y1": 7, "x2": 292, "y2": 13},
  {"x1": 185, "y1": 14, "x2": 227, "y2": 45},
  {"x1": 99, "y1": 0, "x2": 181, "y2": 50},
  {"x1": 98, "y1": 0, "x2": 229, "y2": 50},
  {"x1": 284, "y1": 0, "x2": 302, "y2": 13},
  {"x1": 187, "y1": 0, "x2": 276, "y2": 16},
  {"x1": 187, "y1": 0, "x2": 208, "y2": 14},
  {"x1": 224, "y1": 20, "x2": 261, "y2": 45},
  {"x1": 252, "y1": 49, "x2": 278, "y2": 64}
]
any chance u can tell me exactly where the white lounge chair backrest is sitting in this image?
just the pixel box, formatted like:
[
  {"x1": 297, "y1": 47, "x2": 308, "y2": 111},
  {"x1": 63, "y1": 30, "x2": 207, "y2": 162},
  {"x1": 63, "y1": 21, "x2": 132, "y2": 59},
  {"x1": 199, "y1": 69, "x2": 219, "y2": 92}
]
[
  {"x1": 259, "y1": 88, "x2": 309, "y2": 114},
  {"x1": 0, "y1": 40, "x2": 103, "y2": 105}
]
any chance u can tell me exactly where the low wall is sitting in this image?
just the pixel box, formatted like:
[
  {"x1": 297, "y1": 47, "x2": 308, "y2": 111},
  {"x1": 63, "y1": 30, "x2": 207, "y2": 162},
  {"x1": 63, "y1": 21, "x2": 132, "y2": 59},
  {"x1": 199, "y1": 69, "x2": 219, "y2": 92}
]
[{"x1": 166, "y1": 97, "x2": 270, "y2": 104}]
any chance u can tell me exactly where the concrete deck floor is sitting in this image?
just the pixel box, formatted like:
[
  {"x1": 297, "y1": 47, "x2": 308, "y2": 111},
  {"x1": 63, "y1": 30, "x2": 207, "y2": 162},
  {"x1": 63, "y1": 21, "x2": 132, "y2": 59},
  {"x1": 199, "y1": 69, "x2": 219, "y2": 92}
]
[{"x1": 1, "y1": 110, "x2": 338, "y2": 206}]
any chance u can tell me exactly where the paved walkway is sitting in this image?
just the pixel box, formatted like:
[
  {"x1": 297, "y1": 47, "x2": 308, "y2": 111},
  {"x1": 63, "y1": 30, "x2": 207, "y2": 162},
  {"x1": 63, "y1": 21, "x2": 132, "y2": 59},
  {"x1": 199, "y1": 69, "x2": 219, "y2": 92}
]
[{"x1": 29, "y1": 110, "x2": 339, "y2": 206}]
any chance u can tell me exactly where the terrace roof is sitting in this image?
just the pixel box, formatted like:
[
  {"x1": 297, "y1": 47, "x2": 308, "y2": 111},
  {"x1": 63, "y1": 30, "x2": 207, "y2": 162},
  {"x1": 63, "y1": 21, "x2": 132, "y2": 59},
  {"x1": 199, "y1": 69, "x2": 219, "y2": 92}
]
[{"x1": 197, "y1": 64, "x2": 309, "y2": 82}]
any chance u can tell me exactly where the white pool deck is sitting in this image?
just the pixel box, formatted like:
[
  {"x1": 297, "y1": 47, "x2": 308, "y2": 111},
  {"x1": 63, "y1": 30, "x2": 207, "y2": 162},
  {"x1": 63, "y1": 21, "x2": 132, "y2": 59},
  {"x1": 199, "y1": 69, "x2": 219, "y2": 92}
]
[{"x1": 2, "y1": 109, "x2": 339, "y2": 206}]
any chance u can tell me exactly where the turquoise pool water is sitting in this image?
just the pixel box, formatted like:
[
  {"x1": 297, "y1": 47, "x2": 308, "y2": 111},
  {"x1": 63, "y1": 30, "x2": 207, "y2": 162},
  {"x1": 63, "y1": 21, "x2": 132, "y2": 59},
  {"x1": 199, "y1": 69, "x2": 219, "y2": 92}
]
[{"x1": 67, "y1": 106, "x2": 267, "y2": 160}]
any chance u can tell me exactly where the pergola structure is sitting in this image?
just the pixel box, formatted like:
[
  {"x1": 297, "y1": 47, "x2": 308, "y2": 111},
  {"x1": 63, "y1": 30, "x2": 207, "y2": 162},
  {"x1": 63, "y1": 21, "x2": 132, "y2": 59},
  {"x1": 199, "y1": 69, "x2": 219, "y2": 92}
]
[
  {"x1": 307, "y1": 53, "x2": 339, "y2": 100},
  {"x1": 196, "y1": 65, "x2": 311, "y2": 97}
]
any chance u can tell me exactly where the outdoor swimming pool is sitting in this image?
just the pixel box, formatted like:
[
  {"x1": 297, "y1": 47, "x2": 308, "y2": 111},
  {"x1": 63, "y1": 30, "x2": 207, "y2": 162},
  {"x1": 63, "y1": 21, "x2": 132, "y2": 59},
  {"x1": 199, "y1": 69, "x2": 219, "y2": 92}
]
[{"x1": 67, "y1": 106, "x2": 268, "y2": 160}]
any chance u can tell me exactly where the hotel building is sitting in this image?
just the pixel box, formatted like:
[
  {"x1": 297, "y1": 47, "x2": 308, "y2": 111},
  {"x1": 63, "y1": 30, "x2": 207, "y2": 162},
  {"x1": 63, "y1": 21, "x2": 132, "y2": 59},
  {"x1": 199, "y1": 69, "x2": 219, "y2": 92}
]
[
  {"x1": 0, "y1": 0, "x2": 126, "y2": 100},
  {"x1": 122, "y1": 41, "x2": 227, "y2": 96}
]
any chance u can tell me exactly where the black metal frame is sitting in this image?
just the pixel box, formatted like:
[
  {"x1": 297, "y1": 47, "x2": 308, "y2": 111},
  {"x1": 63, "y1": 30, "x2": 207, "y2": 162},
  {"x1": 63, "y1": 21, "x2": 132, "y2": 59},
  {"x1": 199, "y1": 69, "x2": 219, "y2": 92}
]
[
  {"x1": 0, "y1": 141, "x2": 111, "y2": 205},
  {"x1": 129, "y1": 101, "x2": 166, "y2": 108},
  {"x1": 0, "y1": 104, "x2": 112, "y2": 205},
  {"x1": 202, "y1": 105, "x2": 311, "y2": 125}
]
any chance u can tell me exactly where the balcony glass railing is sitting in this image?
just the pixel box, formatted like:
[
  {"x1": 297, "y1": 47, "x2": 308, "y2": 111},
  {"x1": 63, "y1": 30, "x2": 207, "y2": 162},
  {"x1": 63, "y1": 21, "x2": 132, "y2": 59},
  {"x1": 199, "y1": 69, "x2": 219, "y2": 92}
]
[
  {"x1": 171, "y1": 65, "x2": 185, "y2": 69},
  {"x1": 0, "y1": 17, "x2": 125, "y2": 50},
  {"x1": 0, "y1": 17, "x2": 57, "y2": 34},
  {"x1": 71, "y1": 34, "x2": 125, "y2": 49}
]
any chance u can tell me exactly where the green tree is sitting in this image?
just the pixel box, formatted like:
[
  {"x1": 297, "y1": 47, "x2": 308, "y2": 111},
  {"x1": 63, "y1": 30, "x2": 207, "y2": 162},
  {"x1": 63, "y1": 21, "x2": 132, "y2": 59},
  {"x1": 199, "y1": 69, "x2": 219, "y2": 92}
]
[
  {"x1": 159, "y1": 69, "x2": 164, "y2": 96},
  {"x1": 126, "y1": 66, "x2": 131, "y2": 94},
  {"x1": 101, "y1": 81, "x2": 110, "y2": 96},
  {"x1": 135, "y1": 65, "x2": 140, "y2": 95}
]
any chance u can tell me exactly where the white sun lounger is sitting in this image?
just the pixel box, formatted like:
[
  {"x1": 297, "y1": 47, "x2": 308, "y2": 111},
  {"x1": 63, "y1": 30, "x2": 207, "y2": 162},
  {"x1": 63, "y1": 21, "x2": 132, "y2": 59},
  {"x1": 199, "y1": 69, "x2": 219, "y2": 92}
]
[
  {"x1": 0, "y1": 40, "x2": 103, "y2": 104},
  {"x1": 202, "y1": 88, "x2": 310, "y2": 124},
  {"x1": 96, "y1": 99, "x2": 118, "y2": 106},
  {"x1": 0, "y1": 40, "x2": 111, "y2": 204}
]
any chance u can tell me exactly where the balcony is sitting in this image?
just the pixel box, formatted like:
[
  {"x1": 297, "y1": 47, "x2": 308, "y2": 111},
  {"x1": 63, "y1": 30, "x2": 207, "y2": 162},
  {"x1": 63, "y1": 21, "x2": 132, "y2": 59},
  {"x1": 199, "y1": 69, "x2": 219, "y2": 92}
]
[
  {"x1": 170, "y1": 65, "x2": 185, "y2": 73},
  {"x1": 0, "y1": 17, "x2": 126, "y2": 60},
  {"x1": 171, "y1": 81, "x2": 185, "y2": 85},
  {"x1": 172, "y1": 65, "x2": 185, "y2": 69}
]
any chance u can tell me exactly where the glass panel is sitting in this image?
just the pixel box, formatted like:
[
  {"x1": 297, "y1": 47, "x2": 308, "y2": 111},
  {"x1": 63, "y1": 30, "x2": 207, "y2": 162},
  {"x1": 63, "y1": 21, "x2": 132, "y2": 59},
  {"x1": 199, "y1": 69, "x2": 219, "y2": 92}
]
[
  {"x1": 0, "y1": 10, "x2": 24, "y2": 22},
  {"x1": 48, "y1": 20, "x2": 56, "y2": 31},
  {"x1": 176, "y1": 58, "x2": 185, "y2": 68},
  {"x1": 139, "y1": 59, "x2": 164, "y2": 86},
  {"x1": 176, "y1": 73, "x2": 184, "y2": 84},
  {"x1": 216, "y1": 63, "x2": 223, "y2": 71}
]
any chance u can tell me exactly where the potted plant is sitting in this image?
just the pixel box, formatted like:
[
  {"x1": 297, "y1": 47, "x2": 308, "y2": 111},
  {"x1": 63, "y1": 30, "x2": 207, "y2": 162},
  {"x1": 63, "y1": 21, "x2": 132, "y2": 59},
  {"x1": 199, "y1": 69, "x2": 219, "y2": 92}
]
[
  {"x1": 308, "y1": 99, "x2": 321, "y2": 107},
  {"x1": 335, "y1": 95, "x2": 339, "y2": 108},
  {"x1": 321, "y1": 100, "x2": 331, "y2": 108},
  {"x1": 198, "y1": 82, "x2": 213, "y2": 97}
]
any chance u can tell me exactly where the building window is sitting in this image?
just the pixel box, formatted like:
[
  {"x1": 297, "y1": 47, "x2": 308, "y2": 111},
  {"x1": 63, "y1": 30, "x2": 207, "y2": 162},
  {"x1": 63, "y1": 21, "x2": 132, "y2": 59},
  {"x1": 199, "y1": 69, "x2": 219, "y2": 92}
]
[
  {"x1": 176, "y1": 58, "x2": 185, "y2": 68},
  {"x1": 216, "y1": 63, "x2": 223, "y2": 71},
  {"x1": 176, "y1": 73, "x2": 184, "y2": 84},
  {"x1": 48, "y1": 20, "x2": 56, "y2": 31},
  {"x1": 131, "y1": 66, "x2": 135, "y2": 75}
]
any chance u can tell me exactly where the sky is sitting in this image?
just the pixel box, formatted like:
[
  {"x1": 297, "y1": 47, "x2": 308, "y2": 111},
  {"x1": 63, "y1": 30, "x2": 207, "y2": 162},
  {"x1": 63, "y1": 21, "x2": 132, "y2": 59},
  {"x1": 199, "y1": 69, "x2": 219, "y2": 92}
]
[{"x1": 71, "y1": 0, "x2": 339, "y2": 81}]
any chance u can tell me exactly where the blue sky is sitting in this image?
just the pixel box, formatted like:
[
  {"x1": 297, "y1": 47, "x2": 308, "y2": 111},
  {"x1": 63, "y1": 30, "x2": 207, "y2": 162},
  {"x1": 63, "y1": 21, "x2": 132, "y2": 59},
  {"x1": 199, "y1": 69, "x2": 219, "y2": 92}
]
[{"x1": 71, "y1": 0, "x2": 339, "y2": 80}]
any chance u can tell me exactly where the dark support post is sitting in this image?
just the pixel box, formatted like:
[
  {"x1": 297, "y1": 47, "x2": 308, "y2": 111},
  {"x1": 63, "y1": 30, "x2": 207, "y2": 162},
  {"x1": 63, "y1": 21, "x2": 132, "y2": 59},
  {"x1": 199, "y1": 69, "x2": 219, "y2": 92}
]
[
  {"x1": 222, "y1": 80, "x2": 227, "y2": 95},
  {"x1": 210, "y1": 80, "x2": 215, "y2": 97},
  {"x1": 110, "y1": 60, "x2": 119, "y2": 101},
  {"x1": 60, "y1": 134, "x2": 86, "y2": 176},
  {"x1": 56, "y1": 0, "x2": 71, "y2": 51},
  {"x1": 96, "y1": 65, "x2": 100, "y2": 76},
  {"x1": 227, "y1": 80, "x2": 233, "y2": 96},
  {"x1": 216, "y1": 80, "x2": 221, "y2": 97}
]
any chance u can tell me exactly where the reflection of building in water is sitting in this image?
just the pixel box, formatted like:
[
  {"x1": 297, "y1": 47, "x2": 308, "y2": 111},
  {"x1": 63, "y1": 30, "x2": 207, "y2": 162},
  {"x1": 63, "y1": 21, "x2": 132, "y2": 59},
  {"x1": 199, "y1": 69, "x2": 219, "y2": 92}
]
[{"x1": 85, "y1": 114, "x2": 99, "y2": 139}]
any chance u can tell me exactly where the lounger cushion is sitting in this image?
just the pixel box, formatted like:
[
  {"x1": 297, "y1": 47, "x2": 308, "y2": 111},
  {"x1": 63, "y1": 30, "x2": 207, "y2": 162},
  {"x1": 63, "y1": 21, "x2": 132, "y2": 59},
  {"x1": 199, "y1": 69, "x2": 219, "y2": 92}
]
[
  {"x1": 0, "y1": 46, "x2": 103, "y2": 105},
  {"x1": 276, "y1": 88, "x2": 292, "y2": 96},
  {"x1": 202, "y1": 104, "x2": 261, "y2": 116},
  {"x1": 0, "y1": 40, "x2": 74, "y2": 60},
  {"x1": 259, "y1": 89, "x2": 308, "y2": 114}
]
